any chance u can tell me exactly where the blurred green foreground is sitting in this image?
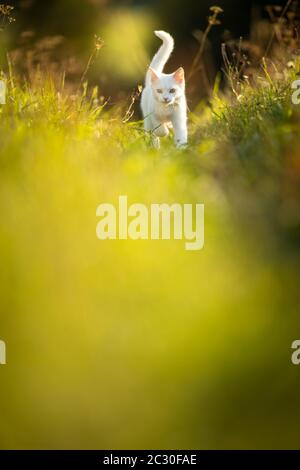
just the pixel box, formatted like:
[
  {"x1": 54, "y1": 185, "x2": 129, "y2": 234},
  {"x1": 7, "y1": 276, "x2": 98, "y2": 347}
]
[{"x1": 0, "y1": 68, "x2": 300, "y2": 449}]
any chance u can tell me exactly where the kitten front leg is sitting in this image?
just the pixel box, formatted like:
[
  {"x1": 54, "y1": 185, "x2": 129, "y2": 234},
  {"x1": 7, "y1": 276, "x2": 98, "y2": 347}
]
[
  {"x1": 172, "y1": 112, "x2": 188, "y2": 148},
  {"x1": 151, "y1": 119, "x2": 169, "y2": 149},
  {"x1": 144, "y1": 115, "x2": 160, "y2": 148}
]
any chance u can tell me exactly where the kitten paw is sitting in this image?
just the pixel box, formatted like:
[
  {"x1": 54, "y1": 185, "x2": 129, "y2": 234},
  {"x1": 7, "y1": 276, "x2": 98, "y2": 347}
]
[{"x1": 176, "y1": 141, "x2": 188, "y2": 149}]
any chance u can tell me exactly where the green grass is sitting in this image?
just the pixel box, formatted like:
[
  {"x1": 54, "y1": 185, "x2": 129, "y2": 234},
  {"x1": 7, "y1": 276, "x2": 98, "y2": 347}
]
[{"x1": 0, "y1": 63, "x2": 300, "y2": 449}]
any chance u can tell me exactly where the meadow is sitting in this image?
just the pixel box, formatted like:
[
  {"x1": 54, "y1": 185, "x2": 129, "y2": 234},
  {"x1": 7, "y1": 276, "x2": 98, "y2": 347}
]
[{"x1": 0, "y1": 2, "x2": 300, "y2": 449}]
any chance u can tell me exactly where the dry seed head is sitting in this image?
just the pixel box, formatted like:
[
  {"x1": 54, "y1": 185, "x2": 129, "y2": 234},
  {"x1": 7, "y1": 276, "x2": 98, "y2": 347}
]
[
  {"x1": 210, "y1": 6, "x2": 224, "y2": 14},
  {"x1": 94, "y1": 35, "x2": 104, "y2": 51},
  {"x1": 0, "y1": 4, "x2": 15, "y2": 25},
  {"x1": 0, "y1": 4, "x2": 14, "y2": 14}
]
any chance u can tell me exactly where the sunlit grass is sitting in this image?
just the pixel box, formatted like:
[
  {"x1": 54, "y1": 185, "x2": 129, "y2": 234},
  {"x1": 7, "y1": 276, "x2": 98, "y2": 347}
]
[{"x1": 0, "y1": 56, "x2": 300, "y2": 450}]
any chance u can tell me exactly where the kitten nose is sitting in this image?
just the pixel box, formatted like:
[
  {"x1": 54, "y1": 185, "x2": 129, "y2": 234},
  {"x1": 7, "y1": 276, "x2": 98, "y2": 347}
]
[{"x1": 163, "y1": 97, "x2": 171, "y2": 103}]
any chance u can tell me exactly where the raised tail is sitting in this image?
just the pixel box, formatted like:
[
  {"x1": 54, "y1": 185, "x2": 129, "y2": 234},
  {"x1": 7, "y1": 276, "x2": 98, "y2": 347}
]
[{"x1": 150, "y1": 31, "x2": 174, "y2": 74}]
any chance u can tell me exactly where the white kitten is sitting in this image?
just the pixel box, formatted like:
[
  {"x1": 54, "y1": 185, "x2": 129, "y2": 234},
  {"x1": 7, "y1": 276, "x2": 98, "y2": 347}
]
[{"x1": 141, "y1": 31, "x2": 188, "y2": 148}]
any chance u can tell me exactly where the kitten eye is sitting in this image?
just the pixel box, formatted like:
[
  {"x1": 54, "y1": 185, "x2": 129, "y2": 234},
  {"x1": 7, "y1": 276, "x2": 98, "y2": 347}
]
[
  {"x1": 169, "y1": 88, "x2": 176, "y2": 94},
  {"x1": 156, "y1": 89, "x2": 163, "y2": 94}
]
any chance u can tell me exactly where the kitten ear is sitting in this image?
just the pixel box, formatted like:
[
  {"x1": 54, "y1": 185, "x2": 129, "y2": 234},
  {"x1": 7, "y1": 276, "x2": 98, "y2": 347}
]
[
  {"x1": 149, "y1": 67, "x2": 159, "y2": 82},
  {"x1": 174, "y1": 67, "x2": 185, "y2": 84}
]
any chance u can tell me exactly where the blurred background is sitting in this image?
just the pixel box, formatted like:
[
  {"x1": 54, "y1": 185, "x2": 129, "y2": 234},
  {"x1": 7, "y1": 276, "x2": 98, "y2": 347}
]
[{"x1": 1, "y1": 0, "x2": 289, "y2": 102}]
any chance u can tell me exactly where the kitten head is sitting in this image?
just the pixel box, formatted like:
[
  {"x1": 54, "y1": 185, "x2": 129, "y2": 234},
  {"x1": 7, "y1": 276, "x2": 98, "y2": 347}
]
[{"x1": 149, "y1": 67, "x2": 185, "y2": 105}]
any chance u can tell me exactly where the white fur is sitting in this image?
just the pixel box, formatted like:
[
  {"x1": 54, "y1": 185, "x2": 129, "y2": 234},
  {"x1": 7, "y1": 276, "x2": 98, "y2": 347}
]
[{"x1": 141, "y1": 31, "x2": 188, "y2": 148}]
